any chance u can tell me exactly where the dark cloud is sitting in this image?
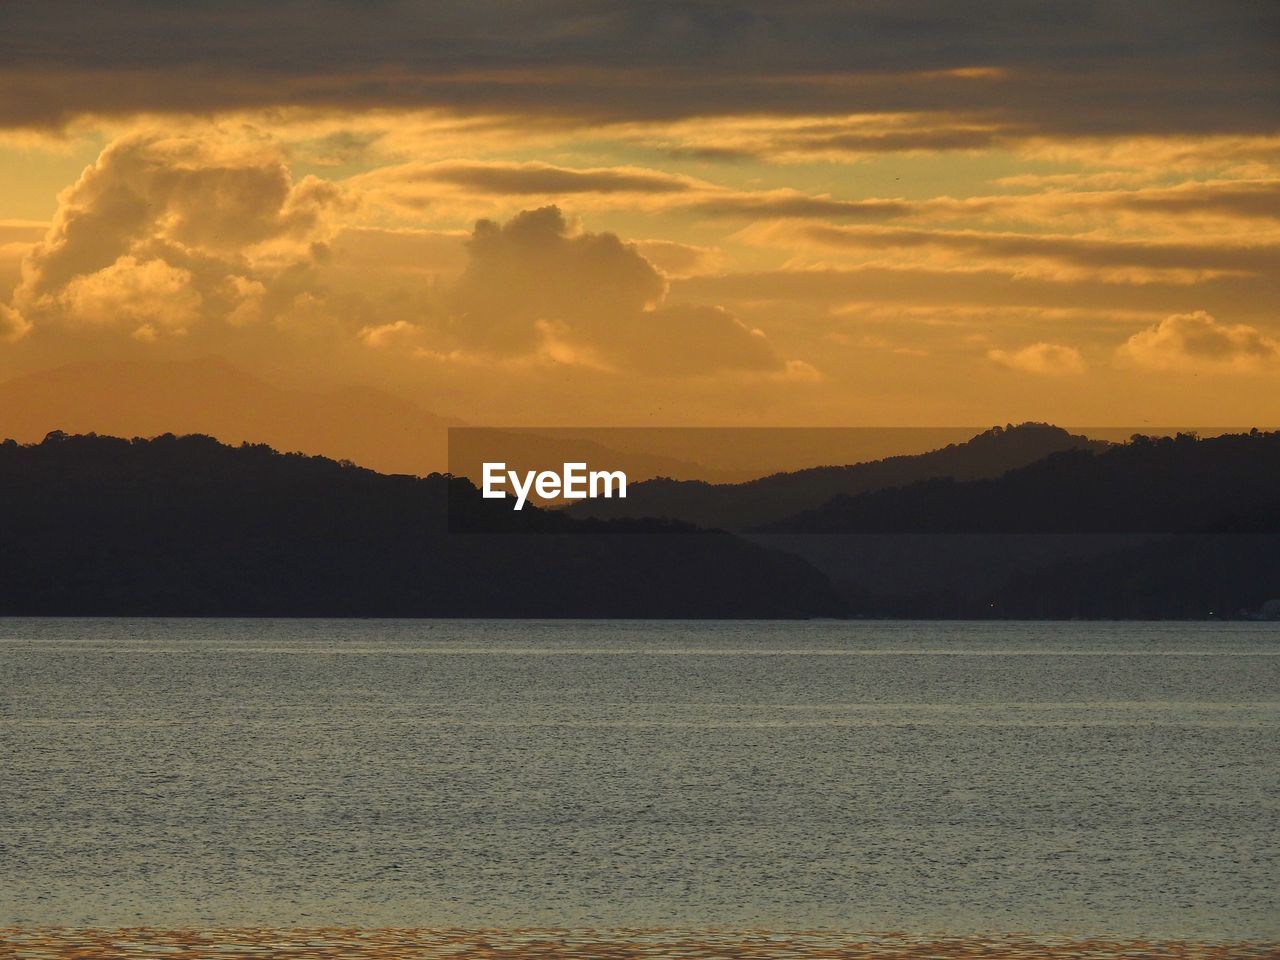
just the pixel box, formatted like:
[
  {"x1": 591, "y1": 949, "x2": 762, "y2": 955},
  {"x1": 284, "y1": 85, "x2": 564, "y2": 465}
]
[
  {"x1": 796, "y1": 224, "x2": 1280, "y2": 276},
  {"x1": 659, "y1": 145, "x2": 757, "y2": 162},
  {"x1": 1107, "y1": 180, "x2": 1280, "y2": 221},
  {"x1": 414, "y1": 161, "x2": 693, "y2": 195},
  {"x1": 775, "y1": 126, "x2": 1008, "y2": 154},
  {"x1": 0, "y1": 1, "x2": 1275, "y2": 136}
]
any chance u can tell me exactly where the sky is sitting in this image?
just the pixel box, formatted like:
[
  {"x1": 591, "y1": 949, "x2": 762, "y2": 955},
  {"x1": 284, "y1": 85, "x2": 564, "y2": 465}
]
[{"x1": 0, "y1": 1, "x2": 1277, "y2": 428}]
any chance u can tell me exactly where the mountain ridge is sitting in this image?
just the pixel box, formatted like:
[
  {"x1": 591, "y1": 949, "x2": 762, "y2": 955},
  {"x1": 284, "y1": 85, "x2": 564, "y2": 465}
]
[
  {"x1": 0, "y1": 430, "x2": 842, "y2": 618},
  {"x1": 567, "y1": 422, "x2": 1110, "y2": 530},
  {"x1": 0, "y1": 356, "x2": 461, "y2": 476}
]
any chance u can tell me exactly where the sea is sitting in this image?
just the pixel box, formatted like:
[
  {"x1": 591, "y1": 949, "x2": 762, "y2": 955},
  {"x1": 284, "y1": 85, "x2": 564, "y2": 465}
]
[{"x1": 1, "y1": 619, "x2": 1277, "y2": 953}]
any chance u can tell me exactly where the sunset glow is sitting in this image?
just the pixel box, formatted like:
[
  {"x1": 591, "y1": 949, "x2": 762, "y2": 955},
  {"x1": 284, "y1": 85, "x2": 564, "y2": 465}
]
[{"x1": 0, "y1": 3, "x2": 1276, "y2": 438}]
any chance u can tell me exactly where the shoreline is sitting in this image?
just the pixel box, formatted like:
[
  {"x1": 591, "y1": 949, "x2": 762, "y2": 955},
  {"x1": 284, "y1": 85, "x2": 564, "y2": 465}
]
[{"x1": 2, "y1": 929, "x2": 1277, "y2": 960}]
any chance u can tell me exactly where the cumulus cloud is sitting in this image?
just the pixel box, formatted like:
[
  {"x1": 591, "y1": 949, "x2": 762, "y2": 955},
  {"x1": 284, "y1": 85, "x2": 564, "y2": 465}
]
[
  {"x1": 59, "y1": 256, "x2": 202, "y2": 337},
  {"x1": 11, "y1": 134, "x2": 346, "y2": 340},
  {"x1": 440, "y1": 205, "x2": 784, "y2": 375},
  {"x1": 0, "y1": 301, "x2": 29, "y2": 341},
  {"x1": 1119, "y1": 311, "x2": 1280, "y2": 371},
  {"x1": 988, "y1": 342, "x2": 1086, "y2": 375},
  {"x1": 1, "y1": 133, "x2": 791, "y2": 380},
  {"x1": 447, "y1": 206, "x2": 665, "y2": 353}
]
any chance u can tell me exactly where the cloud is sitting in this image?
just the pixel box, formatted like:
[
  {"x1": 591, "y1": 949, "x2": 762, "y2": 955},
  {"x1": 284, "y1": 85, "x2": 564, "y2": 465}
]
[
  {"x1": 441, "y1": 205, "x2": 784, "y2": 374},
  {"x1": 420, "y1": 161, "x2": 696, "y2": 196},
  {"x1": 59, "y1": 255, "x2": 203, "y2": 337},
  {"x1": 1, "y1": 134, "x2": 792, "y2": 381},
  {"x1": 10, "y1": 134, "x2": 347, "y2": 338},
  {"x1": 913, "y1": 179, "x2": 1280, "y2": 228},
  {"x1": 0, "y1": 220, "x2": 47, "y2": 245},
  {"x1": 351, "y1": 160, "x2": 706, "y2": 219},
  {"x1": 0, "y1": 4, "x2": 1274, "y2": 141},
  {"x1": 615, "y1": 112, "x2": 1015, "y2": 164},
  {"x1": 327, "y1": 226, "x2": 469, "y2": 283},
  {"x1": 1095, "y1": 179, "x2": 1280, "y2": 222},
  {"x1": 610, "y1": 303, "x2": 782, "y2": 375},
  {"x1": 988, "y1": 342, "x2": 1085, "y2": 375},
  {"x1": 689, "y1": 191, "x2": 914, "y2": 220},
  {"x1": 675, "y1": 178, "x2": 1280, "y2": 229},
  {"x1": 774, "y1": 125, "x2": 1004, "y2": 156},
  {"x1": 672, "y1": 265, "x2": 1272, "y2": 327},
  {"x1": 1019, "y1": 135, "x2": 1280, "y2": 178},
  {"x1": 447, "y1": 206, "x2": 665, "y2": 353},
  {"x1": 1119, "y1": 311, "x2": 1280, "y2": 371},
  {"x1": 357, "y1": 319, "x2": 425, "y2": 350},
  {"x1": 0, "y1": 301, "x2": 29, "y2": 341},
  {"x1": 632, "y1": 239, "x2": 727, "y2": 278},
  {"x1": 755, "y1": 222, "x2": 1280, "y2": 283}
]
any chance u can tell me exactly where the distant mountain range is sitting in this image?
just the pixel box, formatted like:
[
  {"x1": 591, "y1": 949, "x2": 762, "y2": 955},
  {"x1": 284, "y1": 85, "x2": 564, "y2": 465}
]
[
  {"x1": 0, "y1": 426, "x2": 1275, "y2": 619},
  {"x1": 0, "y1": 432, "x2": 841, "y2": 618},
  {"x1": 567, "y1": 423, "x2": 1110, "y2": 530},
  {"x1": 758, "y1": 429, "x2": 1280, "y2": 534},
  {"x1": 0, "y1": 358, "x2": 1010, "y2": 495},
  {"x1": 0, "y1": 357, "x2": 461, "y2": 476},
  {"x1": 752, "y1": 426, "x2": 1280, "y2": 616}
]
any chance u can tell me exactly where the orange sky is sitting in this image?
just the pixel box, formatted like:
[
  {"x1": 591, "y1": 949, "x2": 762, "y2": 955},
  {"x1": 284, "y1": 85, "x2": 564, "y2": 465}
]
[{"x1": 0, "y1": 2, "x2": 1277, "y2": 431}]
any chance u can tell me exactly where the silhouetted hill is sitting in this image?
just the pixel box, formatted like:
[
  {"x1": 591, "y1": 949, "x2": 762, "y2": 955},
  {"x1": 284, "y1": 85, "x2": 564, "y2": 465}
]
[
  {"x1": 0, "y1": 357, "x2": 461, "y2": 475},
  {"x1": 449, "y1": 428, "x2": 740, "y2": 491},
  {"x1": 566, "y1": 423, "x2": 1107, "y2": 530},
  {"x1": 759, "y1": 431, "x2": 1280, "y2": 534},
  {"x1": 994, "y1": 534, "x2": 1280, "y2": 619},
  {"x1": 0, "y1": 432, "x2": 844, "y2": 618},
  {"x1": 4, "y1": 430, "x2": 1273, "y2": 620},
  {"x1": 744, "y1": 430, "x2": 1280, "y2": 619}
]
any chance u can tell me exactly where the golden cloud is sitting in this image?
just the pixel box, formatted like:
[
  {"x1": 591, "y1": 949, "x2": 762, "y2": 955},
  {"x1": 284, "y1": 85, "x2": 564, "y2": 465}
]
[
  {"x1": 351, "y1": 160, "x2": 708, "y2": 218},
  {"x1": 1119, "y1": 311, "x2": 1280, "y2": 371},
  {"x1": 0, "y1": 301, "x2": 29, "y2": 341},
  {"x1": 632, "y1": 239, "x2": 728, "y2": 279},
  {"x1": 59, "y1": 255, "x2": 202, "y2": 339},
  {"x1": 748, "y1": 222, "x2": 1279, "y2": 284},
  {"x1": 440, "y1": 206, "x2": 785, "y2": 375},
  {"x1": 10, "y1": 134, "x2": 348, "y2": 338},
  {"x1": 988, "y1": 342, "x2": 1086, "y2": 376}
]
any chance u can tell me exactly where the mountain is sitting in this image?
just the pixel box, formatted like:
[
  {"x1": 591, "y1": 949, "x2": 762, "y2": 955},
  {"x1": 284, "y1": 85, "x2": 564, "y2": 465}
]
[
  {"x1": 993, "y1": 533, "x2": 1280, "y2": 619},
  {"x1": 758, "y1": 430, "x2": 1280, "y2": 534},
  {"x1": 447, "y1": 427, "x2": 740, "y2": 490},
  {"x1": 0, "y1": 432, "x2": 844, "y2": 618},
  {"x1": 0, "y1": 357, "x2": 460, "y2": 476},
  {"x1": 3, "y1": 429, "x2": 1272, "y2": 620},
  {"x1": 566, "y1": 423, "x2": 1108, "y2": 530},
  {"x1": 750, "y1": 430, "x2": 1280, "y2": 619}
]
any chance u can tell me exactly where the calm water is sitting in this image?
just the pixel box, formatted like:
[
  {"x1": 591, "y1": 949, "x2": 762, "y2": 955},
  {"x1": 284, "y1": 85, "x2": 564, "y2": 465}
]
[{"x1": 0, "y1": 619, "x2": 1277, "y2": 938}]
